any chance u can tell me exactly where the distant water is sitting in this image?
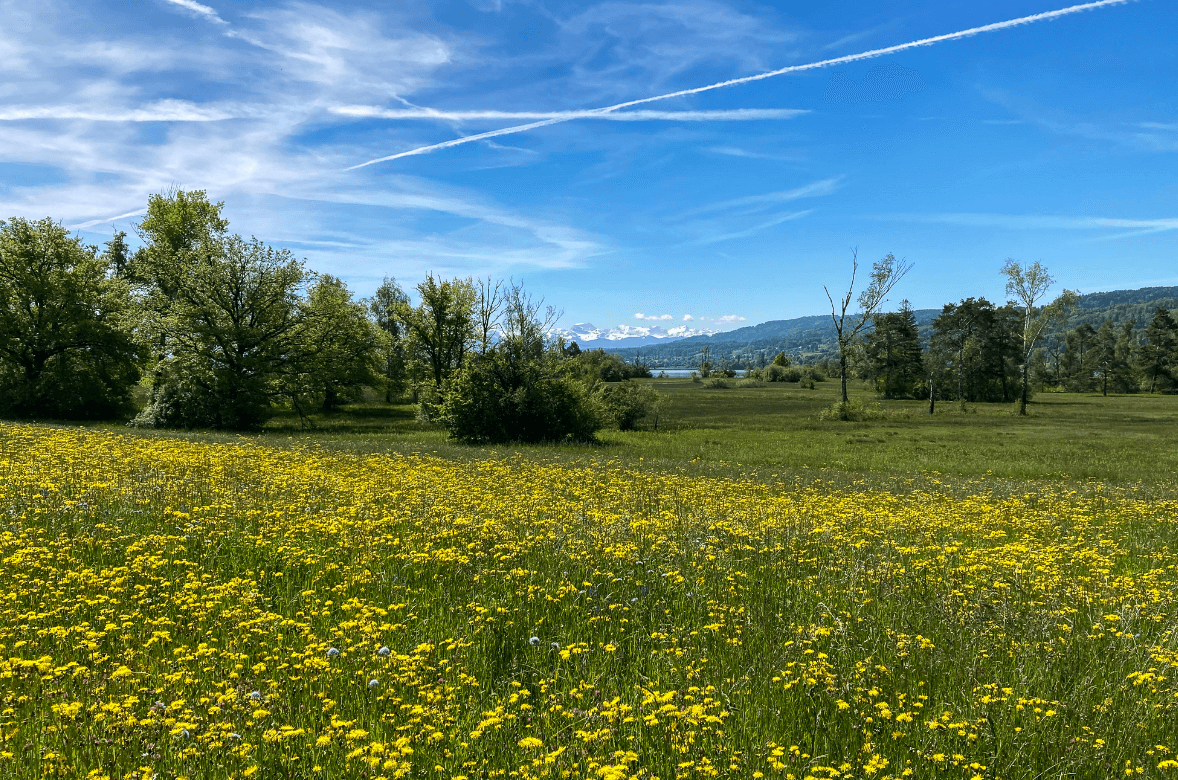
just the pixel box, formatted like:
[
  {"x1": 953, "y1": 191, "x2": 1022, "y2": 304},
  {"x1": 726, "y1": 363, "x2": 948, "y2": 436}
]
[{"x1": 653, "y1": 369, "x2": 701, "y2": 378}]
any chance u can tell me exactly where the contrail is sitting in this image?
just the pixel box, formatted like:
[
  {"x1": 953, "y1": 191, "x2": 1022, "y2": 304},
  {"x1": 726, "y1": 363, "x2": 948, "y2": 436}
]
[
  {"x1": 333, "y1": 107, "x2": 808, "y2": 122},
  {"x1": 346, "y1": 0, "x2": 1134, "y2": 171}
]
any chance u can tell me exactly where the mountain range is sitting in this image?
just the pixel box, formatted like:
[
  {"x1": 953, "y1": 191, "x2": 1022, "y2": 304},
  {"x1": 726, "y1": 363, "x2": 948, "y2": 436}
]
[{"x1": 592, "y1": 285, "x2": 1178, "y2": 368}]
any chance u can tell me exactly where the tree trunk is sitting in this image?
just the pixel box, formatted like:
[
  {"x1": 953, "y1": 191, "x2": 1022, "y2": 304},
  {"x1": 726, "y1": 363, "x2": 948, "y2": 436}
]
[
  {"x1": 839, "y1": 350, "x2": 849, "y2": 405},
  {"x1": 929, "y1": 373, "x2": 935, "y2": 415},
  {"x1": 1019, "y1": 356, "x2": 1029, "y2": 415}
]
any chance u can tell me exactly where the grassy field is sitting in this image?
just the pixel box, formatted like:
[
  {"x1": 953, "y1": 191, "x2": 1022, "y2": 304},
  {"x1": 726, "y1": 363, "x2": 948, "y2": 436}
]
[
  {"x1": 4, "y1": 384, "x2": 1177, "y2": 779},
  {"x1": 206, "y1": 379, "x2": 1178, "y2": 488}
]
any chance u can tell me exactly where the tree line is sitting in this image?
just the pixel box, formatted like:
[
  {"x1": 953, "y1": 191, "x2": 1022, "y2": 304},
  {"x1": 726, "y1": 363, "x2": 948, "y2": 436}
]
[
  {"x1": 0, "y1": 190, "x2": 661, "y2": 439},
  {"x1": 831, "y1": 272, "x2": 1178, "y2": 406}
]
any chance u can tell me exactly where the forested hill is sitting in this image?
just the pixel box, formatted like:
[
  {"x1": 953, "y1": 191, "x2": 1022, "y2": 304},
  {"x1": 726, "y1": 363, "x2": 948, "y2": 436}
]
[{"x1": 603, "y1": 285, "x2": 1178, "y2": 368}]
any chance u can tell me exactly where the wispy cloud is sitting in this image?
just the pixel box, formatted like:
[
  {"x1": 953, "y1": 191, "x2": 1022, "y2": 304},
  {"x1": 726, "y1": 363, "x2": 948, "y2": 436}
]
[
  {"x1": 348, "y1": 0, "x2": 1134, "y2": 168},
  {"x1": 717, "y1": 314, "x2": 746, "y2": 323},
  {"x1": 684, "y1": 178, "x2": 840, "y2": 218},
  {"x1": 872, "y1": 212, "x2": 1178, "y2": 233},
  {"x1": 334, "y1": 106, "x2": 808, "y2": 122},
  {"x1": 688, "y1": 209, "x2": 813, "y2": 245},
  {"x1": 0, "y1": 101, "x2": 253, "y2": 122},
  {"x1": 160, "y1": 0, "x2": 228, "y2": 25},
  {"x1": 70, "y1": 209, "x2": 147, "y2": 231},
  {"x1": 705, "y1": 146, "x2": 806, "y2": 162},
  {"x1": 634, "y1": 313, "x2": 673, "y2": 320}
]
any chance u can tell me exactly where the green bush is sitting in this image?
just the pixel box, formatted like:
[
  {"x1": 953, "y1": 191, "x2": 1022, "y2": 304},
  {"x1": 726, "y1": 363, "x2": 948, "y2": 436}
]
[
  {"x1": 439, "y1": 351, "x2": 601, "y2": 444},
  {"x1": 597, "y1": 381, "x2": 664, "y2": 430},
  {"x1": 818, "y1": 398, "x2": 890, "y2": 422}
]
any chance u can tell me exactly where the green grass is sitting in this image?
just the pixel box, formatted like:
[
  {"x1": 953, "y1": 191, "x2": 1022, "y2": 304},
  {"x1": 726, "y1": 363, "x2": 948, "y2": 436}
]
[{"x1": 94, "y1": 379, "x2": 1178, "y2": 489}]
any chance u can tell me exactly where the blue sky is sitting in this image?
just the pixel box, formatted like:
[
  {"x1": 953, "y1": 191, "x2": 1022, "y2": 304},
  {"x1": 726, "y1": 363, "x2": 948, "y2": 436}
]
[{"x1": 1, "y1": 0, "x2": 1175, "y2": 337}]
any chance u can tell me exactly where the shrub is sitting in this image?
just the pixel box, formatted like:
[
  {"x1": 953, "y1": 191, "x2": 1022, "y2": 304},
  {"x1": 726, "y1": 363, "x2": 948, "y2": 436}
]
[
  {"x1": 597, "y1": 381, "x2": 664, "y2": 431},
  {"x1": 818, "y1": 398, "x2": 889, "y2": 422},
  {"x1": 439, "y1": 351, "x2": 602, "y2": 444},
  {"x1": 704, "y1": 377, "x2": 732, "y2": 389}
]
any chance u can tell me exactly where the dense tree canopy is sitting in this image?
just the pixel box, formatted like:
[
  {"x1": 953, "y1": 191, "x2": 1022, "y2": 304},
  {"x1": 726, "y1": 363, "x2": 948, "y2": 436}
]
[{"x1": 0, "y1": 217, "x2": 142, "y2": 419}]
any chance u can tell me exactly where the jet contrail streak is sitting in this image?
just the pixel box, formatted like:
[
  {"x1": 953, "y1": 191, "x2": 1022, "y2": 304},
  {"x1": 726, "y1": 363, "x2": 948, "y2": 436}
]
[{"x1": 346, "y1": 0, "x2": 1134, "y2": 170}]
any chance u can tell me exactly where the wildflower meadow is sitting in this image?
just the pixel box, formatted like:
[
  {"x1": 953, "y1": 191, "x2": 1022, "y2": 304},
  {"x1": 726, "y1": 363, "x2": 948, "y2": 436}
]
[{"x1": 1, "y1": 422, "x2": 1176, "y2": 779}]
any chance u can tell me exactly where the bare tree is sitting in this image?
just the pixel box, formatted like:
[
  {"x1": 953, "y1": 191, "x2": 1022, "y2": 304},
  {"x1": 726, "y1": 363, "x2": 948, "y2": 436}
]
[
  {"x1": 1001, "y1": 259, "x2": 1079, "y2": 415},
  {"x1": 825, "y1": 249, "x2": 913, "y2": 409},
  {"x1": 475, "y1": 276, "x2": 504, "y2": 355}
]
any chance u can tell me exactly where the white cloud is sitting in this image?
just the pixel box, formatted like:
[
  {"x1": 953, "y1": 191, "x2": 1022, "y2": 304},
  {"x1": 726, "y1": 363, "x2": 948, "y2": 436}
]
[
  {"x1": 870, "y1": 212, "x2": 1178, "y2": 236},
  {"x1": 717, "y1": 314, "x2": 746, "y2": 324},
  {"x1": 683, "y1": 178, "x2": 840, "y2": 218},
  {"x1": 160, "y1": 0, "x2": 228, "y2": 25},
  {"x1": 682, "y1": 314, "x2": 694, "y2": 321},
  {"x1": 349, "y1": 0, "x2": 1133, "y2": 167},
  {"x1": 634, "y1": 313, "x2": 673, "y2": 320}
]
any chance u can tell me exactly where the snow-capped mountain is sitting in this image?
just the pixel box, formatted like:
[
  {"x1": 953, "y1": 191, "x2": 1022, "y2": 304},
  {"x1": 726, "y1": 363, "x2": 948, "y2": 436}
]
[{"x1": 553, "y1": 322, "x2": 719, "y2": 349}]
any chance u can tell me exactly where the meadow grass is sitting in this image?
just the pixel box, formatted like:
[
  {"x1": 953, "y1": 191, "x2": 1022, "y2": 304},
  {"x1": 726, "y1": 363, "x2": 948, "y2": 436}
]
[
  {"x1": 2, "y1": 418, "x2": 1177, "y2": 780},
  {"x1": 7, "y1": 383, "x2": 1178, "y2": 778}
]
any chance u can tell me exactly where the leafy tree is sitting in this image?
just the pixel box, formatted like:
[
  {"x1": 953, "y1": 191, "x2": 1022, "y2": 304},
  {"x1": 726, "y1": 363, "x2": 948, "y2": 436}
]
[
  {"x1": 132, "y1": 235, "x2": 306, "y2": 430},
  {"x1": 293, "y1": 275, "x2": 380, "y2": 411},
  {"x1": 772, "y1": 352, "x2": 790, "y2": 367},
  {"x1": 0, "y1": 217, "x2": 142, "y2": 419},
  {"x1": 864, "y1": 301, "x2": 923, "y2": 398},
  {"x1": 1140, "y1": 307, "x2": 1177, "y2": 393},
  {"x1": 404, "y1": 274, "x2": 477, "y2": 392},
  {"x1": 1001, "y1": 259, "x2": 1079, "y2": 415},
  {"x1": 824, "y1": 250, "x2": 913, "y2": 410},
  {"x1": 369, "y1": 277, "x2": 411, "y2": 403},
  {"x1": 129, "y1": 189, "x2": 231, "y2": 364},
  {"x1": 438, "y1": 283, "x2": 601, "y2": 443}
]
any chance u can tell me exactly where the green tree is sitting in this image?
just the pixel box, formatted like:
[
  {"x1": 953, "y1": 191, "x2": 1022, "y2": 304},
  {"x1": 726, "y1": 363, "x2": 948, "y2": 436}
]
[
  {"x1": 129, "y1": 189, "x2": 231, "y2": 365},
  {"x1": 294, "y1": 275, "x2": 380, "y2": 412},
  {"x1": 1001, "y1": 259, "x2": 1079, "y2": 415},
  {"x1": 1140, "y1": 307, "x2": 1177, "y2": 393},
  {"x1": 132, "y1": 235, "x2": 306, "y2": 430},
  {"x1": 0, "y1": 217, "x2": 142, "y2": 419},
  {"x1": 864, "y1": 301, "x2": 923, "y2": 398},
  {"x1": 404, "y1": 275, "x2": 477, "y2": 392},
  {"x1": 824, "y1": 250, "x2": 913, "y2": 410},
  {"x1": 1061, "y1": 323, "x2": 1098, "y2": 391},
  {"x1": 438, "y1": 283, "x2": 601, "y2": 443},
  {"x1": 369, "y1": 277, "x2": 411, "y2": 402}
]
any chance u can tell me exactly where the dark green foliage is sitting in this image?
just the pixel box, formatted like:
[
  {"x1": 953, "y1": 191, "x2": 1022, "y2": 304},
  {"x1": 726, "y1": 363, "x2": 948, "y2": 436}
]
[
  {"x1": 438, "y1": 283, "x2": 603, "y2": 444},
  {"x1": 293, "y1": 275, "x2": 380, "y2": 411},
  {"x1": 864, "y1": 302, "x2": 923, "y2": 398},
  {"x1": 369, "y1": 277, "x2": 411, "y2": 403},
  {"x1": 597, "y1": 381, "x2": 664, "y2": 430},
  {"x1": 0, "y1": 217, "x2": 142, "y2": 419},
  {"x1": 439, "y1": 352, "x2": 601, "y2": 444},
  {"x1": 131, "y1": 235, "x2": 306, "y2": 430},
  {"x1": 571, "y1": 348, "x2": 652, "y2": 381},
  {"x1": 404, "y1": 274, "x2": 476, "y2": 390},
  {"x1": 929, "y1": 298, "x2": 1021, "y2": 403},
  {"x1": 1141, "y1": 307, "x2": 1178, "y2": 392}
]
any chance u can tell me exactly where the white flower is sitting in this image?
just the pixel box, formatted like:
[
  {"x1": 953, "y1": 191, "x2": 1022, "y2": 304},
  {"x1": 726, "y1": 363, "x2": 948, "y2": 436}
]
[
  {"x1": 529, "y1": 636, "x2": 541, "y2": 646},
  {"x1": 377, "y1": 646, "x2": 390, "y2": 656},
  {"x1": 248, "y1": 691, "x2": 261, "y2": 701},
  {"x1": 327, "y1": 647, "x2": 340, "y2": 658},
  {"x1": 368, "y1": 679, "x2": 380, "y2": 688},
  {"x1": 550, "y1": 642, "x2": 560, "y2": 650}
]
